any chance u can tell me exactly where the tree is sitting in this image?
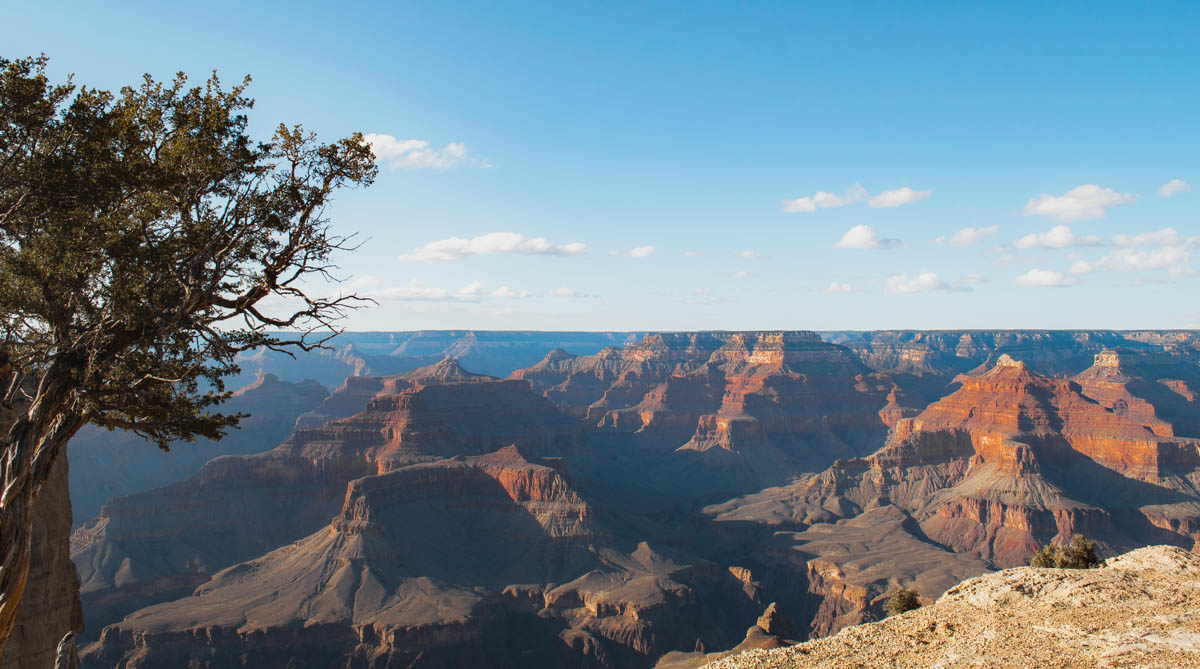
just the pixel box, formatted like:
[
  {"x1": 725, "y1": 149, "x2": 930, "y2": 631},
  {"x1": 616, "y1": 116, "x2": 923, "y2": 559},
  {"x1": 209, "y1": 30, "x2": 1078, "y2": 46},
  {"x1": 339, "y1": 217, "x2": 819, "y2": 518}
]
[
  {"x1": 0, "y1": 56, "x2": 376, "y2": 652},
  {"x1": 885, "y1": 586, "x2": 921, "y2": 616},
  {"x1": 1030, "y1": 535, "x2": 1101, "y2": 569}
]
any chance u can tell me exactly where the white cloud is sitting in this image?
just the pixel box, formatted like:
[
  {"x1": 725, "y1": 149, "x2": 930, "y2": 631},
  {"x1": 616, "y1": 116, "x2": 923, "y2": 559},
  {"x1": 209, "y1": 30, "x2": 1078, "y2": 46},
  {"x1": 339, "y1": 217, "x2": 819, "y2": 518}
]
[
  {"x1": 737, "y1": 250, "x2": 764, "y2": 259},
  {"x1": 549, "y1": 285, "x2": 591, "y2": 298},
  {"x1": 1069, "y1": 260, "x2": 1094, "y2": 275},
  {"x1": 364, "y1": 133, "x2": 489, "y2": 169},
  {"x1": 627, "y1": 245, "x2": 656, "y2": 259},
  {"x1": 733, "y1": 270, "x2": 755, "y2": 279},
  {"x1": 371, "y1": 279, "x2": 496, "y2": 302},
  {"x1": 868, "y1": 187, "x2": 932, "y2": 209},
  {"x1": 457, "y1": 281, "x2": 484, "y2": 298},
  {"x1": 1069, "y1": 228, "x2": 1200, "y2": 275},
  {"x1": 834, "y1": 225, "x2": 902, "y2": 250},
  {"x1": 1022, "y1": 184, "x2": 1137, "y2": 221},
  {"x1": 885, "y1": 271, "x2": 961, "y2": 293},
  {"x1": 1098, "y1": 246, "x2": 1190, "y2": 274},
  {"x1": 1012, "y1": 225, "x2": 1103, "y2": 250},
  {"x1": 937, "y1": 225, "x2": 998, "y2": 247},
  {"x1": 825, "y1": 281, "x2": 855, "y2": 293},
  {"x1": 1112, "y1": 227, "x2": 1192, "y2": 247},
  {"x1": 367, "y1": 279, "x2": 540, "y2": 302},
  {"x1": 1160, "y1": 179, "x2": 1190, "y2": 197},
  {"x1": 782, "y1": 183, "x2": 867, "y2": 213},
  {"x1": 489, "y1": 285, "x2": 530, "y2": 299},
  {"x1": 399, "y1": 232, "x2": 588, "y2": 262},
  {"x1": 1014, "y1": 269, "x2": 1079, "y2": 287}
]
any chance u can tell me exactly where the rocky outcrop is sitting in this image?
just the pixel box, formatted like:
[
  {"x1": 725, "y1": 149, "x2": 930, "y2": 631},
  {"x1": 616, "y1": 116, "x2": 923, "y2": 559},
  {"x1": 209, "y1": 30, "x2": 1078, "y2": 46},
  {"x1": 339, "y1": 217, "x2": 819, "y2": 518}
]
[
  {"x1": 1075, "y1": 347, "x2": 1200, "y2": 439},
  {"x1": 71, "y1": 375, "x2": 583, "y2": 642},
  {"x1": 655, "y1": 603, "x2": 798, "y2": 669},
  {"x1": 4, "y1": 455, "x2": 84, "y2": 668},
  {"x1": 700, "y1": 352, "x2": 1200, "y2": 647},
  {"x1": 82, "y1": 447, "x2": 760, "y2": 668},
  {"x1": 712, "y1": 354, "x2": 1200, "y2": 569},
  {"x1": 515, "y1": 333, "x2": 915, "y2": 498},
  {"x1": 68, "y1": 373, "x2": 328, "y2": 525},
  {"x1": 705, "y1": 545, "x2": 1200, "y2": 668},
  {"x1": 292, "y1": 357, "x2": 494, "y2": 430}
]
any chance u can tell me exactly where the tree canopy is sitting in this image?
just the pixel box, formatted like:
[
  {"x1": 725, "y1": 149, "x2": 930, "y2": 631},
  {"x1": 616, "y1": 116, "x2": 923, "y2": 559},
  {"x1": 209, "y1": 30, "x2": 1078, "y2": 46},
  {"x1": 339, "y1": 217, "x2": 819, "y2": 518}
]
[
  {"x1": 0, "y1": 55, "x2": 376, "y2": 653},
  {"x1": 885, "y1": 586, "x2": 922, "y2": 617},
  {"x1": 1030, "y1": 535, "x2": 1102, "y2": 569}
]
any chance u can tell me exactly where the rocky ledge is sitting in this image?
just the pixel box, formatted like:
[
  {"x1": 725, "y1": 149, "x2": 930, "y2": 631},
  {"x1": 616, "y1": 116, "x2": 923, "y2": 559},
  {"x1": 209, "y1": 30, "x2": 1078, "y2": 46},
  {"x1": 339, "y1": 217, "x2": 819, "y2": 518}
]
[{"x1": 704, "y1": 545, "x2": 1200, "y2": 668}]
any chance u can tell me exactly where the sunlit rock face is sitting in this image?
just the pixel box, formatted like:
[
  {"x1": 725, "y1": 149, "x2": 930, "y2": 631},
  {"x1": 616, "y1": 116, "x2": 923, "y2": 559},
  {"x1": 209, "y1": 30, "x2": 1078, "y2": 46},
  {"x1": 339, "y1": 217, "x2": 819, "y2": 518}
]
[
  {"x1": 711, "y1": 352, "x2": 1200, "y2": 571},
  {"x1": 516, "y1": 332, "x2": 914, "y2": 494}
]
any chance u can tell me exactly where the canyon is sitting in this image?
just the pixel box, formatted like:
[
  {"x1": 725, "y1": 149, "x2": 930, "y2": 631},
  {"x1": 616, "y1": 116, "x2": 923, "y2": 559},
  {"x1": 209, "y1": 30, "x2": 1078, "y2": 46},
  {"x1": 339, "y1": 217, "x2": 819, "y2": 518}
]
[{"x1": 41, "y1": 330, "x2": 1200, "y2": 668}]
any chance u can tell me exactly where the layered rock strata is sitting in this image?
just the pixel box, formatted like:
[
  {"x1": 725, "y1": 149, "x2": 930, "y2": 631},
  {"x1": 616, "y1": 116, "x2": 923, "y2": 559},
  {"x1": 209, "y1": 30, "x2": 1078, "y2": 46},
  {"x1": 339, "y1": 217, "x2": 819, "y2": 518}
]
[
  {"x1": 83, "y1": 446, "x2": 759, "y2": 668},
  {"x1": 712, "y1": 355, "x2": 1200, "y2": 574},
  {"x1": 71, "y1": 363, "x2": 582, "y2": 641}
]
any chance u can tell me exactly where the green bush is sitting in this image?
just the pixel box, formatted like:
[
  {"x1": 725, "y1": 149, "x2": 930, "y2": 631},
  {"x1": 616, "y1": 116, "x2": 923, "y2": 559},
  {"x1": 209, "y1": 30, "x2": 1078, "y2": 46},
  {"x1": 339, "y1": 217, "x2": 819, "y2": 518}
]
[
  {"x1": 1029, "y1": 535, "x2": 1101, "y2": 569},
  {"x1": 885, "y1": 586, "x2": 922, "y2": 616}
]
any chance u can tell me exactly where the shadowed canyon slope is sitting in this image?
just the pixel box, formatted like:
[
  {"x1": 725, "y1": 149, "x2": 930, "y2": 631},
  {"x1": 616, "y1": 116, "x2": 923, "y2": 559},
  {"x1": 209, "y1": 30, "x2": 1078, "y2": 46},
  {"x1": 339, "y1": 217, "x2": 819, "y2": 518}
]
[
  {"x1": 64, "y1": 330, "x2": 1200, "y2": 668},
  {"x1": 68, "y1": 374, "x2": 329, "y2": 526}
]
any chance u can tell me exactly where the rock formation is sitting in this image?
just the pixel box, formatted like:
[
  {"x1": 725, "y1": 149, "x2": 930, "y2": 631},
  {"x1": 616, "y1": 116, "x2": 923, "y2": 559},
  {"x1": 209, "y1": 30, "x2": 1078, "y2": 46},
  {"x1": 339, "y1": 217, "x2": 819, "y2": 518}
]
[
  {"x1": 709, "y1": 354, "x2": 1200, "y2": 572},
  {"x1": 71, "y1": 363, "x2": 584, "y2": 642},
  {"x1": 4, "y1": 455, "x2": 84, "y2": 668},
  {"x1": 704, "y1": 545, "x2": 1200, "y2": 668},
  {"x1": 55, "y1": 331, "x2": 1200, "y2": 668},
  {"x1": 68, "y1": 373, "x2": 328, "y2": 525},
  {"x1": 515, "y1": 332, "x2": 915, "y2": 500},
  {"x1": 82, "y1": 445, "x2": 761, "y2": 668}
]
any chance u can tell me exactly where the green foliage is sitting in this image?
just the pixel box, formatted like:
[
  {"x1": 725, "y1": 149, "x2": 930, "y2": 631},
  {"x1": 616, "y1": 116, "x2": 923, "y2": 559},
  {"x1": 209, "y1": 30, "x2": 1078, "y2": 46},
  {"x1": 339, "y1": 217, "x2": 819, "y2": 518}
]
[
  {"x1": 1029, "y1": 535, "x2": 1102, "y2": 569},
  {"x1": 1030, "y1": 546, "x2": 1057, "y2": 568},
  {"x1": 0, "y1": 54, "x2": 377, "y2": 646},
  {"x1": 0, "y1": 55, "x2": 377, "y2": 450},
  {"x1": 885, "y1": 586, "x2": 922, "y2": 616}
]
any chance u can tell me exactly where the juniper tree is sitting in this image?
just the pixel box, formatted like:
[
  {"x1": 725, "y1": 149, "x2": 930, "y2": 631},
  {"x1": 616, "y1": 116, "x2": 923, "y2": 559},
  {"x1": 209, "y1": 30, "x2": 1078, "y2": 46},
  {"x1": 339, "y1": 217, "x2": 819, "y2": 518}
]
[
  {"x1": 885, "y1": 586, "x2": 922, "y2": 616},
  {"x1": 0, "y1": 56, "x2": 376, "y2": 650},
  {"x1": 1030, "y1": 535, "x2": 1101, "y2": 569}
]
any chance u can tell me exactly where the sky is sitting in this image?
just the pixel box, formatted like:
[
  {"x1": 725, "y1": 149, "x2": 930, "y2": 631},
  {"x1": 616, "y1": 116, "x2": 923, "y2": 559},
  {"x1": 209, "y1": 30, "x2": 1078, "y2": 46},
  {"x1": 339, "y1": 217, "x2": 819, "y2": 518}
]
[{"x1": 6, "y1": 1, "x2": 1200, "y2": 331}]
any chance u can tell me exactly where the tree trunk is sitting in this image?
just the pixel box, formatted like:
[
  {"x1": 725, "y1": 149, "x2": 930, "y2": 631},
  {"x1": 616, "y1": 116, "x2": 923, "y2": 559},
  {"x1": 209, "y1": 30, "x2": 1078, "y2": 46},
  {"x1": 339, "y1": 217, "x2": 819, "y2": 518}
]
[
  {"x1": 0, "y1": 387, "x2": 84, "y2": 655},
  {"x1": 0, "y1": 480, "x2": 34, "y2": 654}
]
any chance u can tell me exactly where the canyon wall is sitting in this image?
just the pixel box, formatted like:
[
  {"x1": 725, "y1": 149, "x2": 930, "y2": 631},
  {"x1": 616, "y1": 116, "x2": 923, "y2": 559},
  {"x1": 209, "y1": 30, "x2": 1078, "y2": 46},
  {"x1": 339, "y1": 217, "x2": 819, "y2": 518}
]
[{"x1": 61, "y1": 330, "x2": 1200, "y2": 667}]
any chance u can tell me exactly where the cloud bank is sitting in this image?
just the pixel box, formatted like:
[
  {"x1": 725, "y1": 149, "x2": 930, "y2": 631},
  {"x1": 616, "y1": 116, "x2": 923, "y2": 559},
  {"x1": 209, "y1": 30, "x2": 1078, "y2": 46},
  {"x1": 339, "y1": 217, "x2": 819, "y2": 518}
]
[
  {"x1": 1022, "y1": 184, "x2": 1136, "y2": 221},
  {"x1": 835, "y1": 225, "x2": 903, "y2": 250},
  {"x1": 364, "y1": 133, "x2": 490, "y2": 169},
  {"x1": 399, "y1": 232, "x2": 588, "y2": 262}
]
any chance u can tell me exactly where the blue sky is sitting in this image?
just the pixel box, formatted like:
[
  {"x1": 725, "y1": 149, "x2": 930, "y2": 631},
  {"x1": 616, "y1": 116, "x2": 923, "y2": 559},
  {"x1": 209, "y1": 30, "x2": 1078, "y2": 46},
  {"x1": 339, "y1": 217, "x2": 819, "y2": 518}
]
[{"x1": 7, "y1": 1, "x2": 1200, "y2": 330}]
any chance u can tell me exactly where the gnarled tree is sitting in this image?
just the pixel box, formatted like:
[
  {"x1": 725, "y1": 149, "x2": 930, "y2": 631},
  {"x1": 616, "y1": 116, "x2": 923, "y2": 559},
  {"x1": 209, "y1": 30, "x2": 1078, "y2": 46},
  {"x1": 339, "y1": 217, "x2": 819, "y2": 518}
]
[{"x1": 0, "y1": 56, "x2": 376, "y2": 653}]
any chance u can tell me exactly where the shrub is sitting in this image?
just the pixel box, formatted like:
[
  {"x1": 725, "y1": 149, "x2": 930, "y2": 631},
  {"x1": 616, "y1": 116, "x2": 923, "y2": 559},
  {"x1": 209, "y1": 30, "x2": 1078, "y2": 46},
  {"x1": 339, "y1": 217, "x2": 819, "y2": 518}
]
[
  {"x1": 1029, "y1": 535, "x2": 1101, "y2": 569},
  {"x1": 885, "y1": 586, "x2": 922, "y2": 616}
]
